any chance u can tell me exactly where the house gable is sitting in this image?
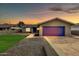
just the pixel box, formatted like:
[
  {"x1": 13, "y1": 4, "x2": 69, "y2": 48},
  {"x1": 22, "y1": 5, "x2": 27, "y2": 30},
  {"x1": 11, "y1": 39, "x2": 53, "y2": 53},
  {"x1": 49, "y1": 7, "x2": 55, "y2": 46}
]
[{"x1": 38, "y1": 18, "x2": 75, "y2": 26}]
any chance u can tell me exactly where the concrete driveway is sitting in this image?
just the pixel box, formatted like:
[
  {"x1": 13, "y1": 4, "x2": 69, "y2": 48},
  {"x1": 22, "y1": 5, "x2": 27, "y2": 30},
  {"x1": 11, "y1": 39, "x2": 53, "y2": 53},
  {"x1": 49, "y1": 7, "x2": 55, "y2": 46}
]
[{"x1": 44, "y1": 36, "x2": 79, "y2": 56}]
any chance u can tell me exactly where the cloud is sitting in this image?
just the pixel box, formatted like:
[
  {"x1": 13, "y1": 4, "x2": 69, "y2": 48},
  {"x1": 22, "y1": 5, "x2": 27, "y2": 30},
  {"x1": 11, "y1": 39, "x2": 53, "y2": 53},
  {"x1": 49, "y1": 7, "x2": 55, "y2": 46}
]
[
  {"x1": 49, "y1": 7, "x2": 63, "y2": 11},
  {"x1": 48, "y1": 4, "x2": 79, "y2": 13}
]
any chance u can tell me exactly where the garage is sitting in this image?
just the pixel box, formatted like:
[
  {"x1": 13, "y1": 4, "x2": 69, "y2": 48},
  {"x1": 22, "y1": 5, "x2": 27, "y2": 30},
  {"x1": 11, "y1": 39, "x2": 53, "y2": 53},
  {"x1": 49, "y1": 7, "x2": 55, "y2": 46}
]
[
  {"x1": 38, "y1": 18, "x2": 75, "y2": 36},
  {"x1": 43, "y1": 26, "x2": 65, "y2": 36}
]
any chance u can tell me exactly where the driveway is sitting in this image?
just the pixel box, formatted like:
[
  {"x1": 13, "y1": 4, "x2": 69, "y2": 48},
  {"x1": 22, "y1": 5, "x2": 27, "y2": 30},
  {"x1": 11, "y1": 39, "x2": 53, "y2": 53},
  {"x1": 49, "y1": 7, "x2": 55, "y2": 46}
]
[{"x1": 44, "y1": 36, "x2": 79, "y2": 56}]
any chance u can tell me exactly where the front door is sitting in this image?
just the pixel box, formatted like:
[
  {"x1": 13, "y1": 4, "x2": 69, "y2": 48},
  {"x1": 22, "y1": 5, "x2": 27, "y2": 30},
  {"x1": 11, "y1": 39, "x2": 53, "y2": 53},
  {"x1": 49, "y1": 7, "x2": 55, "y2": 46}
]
[{"x1": 33, "y1": 27, "x2": 37, "y2": 33}]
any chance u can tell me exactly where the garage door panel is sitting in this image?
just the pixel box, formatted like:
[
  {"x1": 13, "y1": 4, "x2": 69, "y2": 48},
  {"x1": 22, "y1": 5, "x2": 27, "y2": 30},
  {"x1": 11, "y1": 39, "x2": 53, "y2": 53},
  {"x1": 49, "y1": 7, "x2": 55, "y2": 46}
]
[{"x1": 43, "y1": 26, "x2": 65, "y2": 36}]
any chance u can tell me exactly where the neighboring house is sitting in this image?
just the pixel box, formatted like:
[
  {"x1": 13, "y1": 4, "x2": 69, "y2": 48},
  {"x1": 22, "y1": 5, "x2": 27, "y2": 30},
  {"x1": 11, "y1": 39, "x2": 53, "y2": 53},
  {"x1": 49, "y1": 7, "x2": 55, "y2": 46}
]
[
  {"x1": 71, "y1": 24, "x2": 79, "y2": 31},
  {"x1": 25, "y1": 24, "x2": 38, "y2": 33},
  {"x1": 10, "y1": 27, "x2": 22, "y2": 30},
  {"x1": 0, "y1": 23, "x2": 38, "y2": 33},
  {"x1": 38, "y1": 18, "x2": 75, "y2": 36},
  {"x1": 16, "y1": 21, "x2": 38, "y2": 33},
  {"x1": 0, "y1": 24, "x2": 10, "y2": 30},
  {"x1": 0, "y1": 24, "x2": 18, "y2": 30},
  {"x1": 71, "y1": 24, "x2": 79, "y2": 35}
]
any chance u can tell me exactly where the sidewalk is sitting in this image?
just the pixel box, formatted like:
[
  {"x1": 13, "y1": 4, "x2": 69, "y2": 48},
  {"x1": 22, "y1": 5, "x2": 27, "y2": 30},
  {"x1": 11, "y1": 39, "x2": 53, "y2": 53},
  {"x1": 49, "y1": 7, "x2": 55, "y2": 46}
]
[{"x1": 26, "y1": 34, "x2": 34, "y2": 38}]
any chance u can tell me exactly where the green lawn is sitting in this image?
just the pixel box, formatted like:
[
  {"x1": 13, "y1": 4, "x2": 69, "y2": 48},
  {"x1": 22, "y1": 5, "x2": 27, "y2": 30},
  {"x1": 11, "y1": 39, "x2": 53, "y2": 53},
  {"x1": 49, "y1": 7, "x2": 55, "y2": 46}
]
[{"x1": 0, "y1": 34, "x2": 26, "y2": 53}]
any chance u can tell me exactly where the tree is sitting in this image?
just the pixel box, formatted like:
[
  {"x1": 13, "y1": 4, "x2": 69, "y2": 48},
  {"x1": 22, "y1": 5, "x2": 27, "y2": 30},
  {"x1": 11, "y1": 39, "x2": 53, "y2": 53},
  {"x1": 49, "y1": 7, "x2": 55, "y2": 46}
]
[{"x1": 17, "y1": 21, "x2": 25, "y2": 28}]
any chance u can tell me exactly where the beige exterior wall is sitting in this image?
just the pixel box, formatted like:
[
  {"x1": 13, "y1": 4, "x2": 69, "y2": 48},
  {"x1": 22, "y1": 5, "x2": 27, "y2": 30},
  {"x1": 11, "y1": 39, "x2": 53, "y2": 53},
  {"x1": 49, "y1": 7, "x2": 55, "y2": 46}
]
[{"x1": 39, "y1": 20, "x2": 72, "y2": 36}]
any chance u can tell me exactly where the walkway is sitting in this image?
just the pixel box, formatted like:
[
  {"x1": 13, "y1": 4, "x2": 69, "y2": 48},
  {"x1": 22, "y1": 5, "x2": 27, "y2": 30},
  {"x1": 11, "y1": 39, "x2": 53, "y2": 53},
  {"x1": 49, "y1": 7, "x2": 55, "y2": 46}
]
[{"x1": 4, "y1": 37, "x2": 46, "y2": 56}]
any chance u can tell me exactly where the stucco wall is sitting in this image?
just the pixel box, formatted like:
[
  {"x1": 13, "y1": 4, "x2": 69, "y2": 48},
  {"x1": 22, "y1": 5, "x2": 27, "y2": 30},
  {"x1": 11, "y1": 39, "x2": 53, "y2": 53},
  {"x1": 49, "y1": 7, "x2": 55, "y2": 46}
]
[{"x1": 39, "y1": 20, "x2": 72, "y2": 36}]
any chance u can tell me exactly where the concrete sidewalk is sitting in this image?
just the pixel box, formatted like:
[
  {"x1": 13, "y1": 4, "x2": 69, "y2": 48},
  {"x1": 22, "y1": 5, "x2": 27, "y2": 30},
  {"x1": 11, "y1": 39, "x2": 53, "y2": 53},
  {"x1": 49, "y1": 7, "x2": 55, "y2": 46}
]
[{"x1": 26, "y1": 34, "x2": 34, "y2": 38}]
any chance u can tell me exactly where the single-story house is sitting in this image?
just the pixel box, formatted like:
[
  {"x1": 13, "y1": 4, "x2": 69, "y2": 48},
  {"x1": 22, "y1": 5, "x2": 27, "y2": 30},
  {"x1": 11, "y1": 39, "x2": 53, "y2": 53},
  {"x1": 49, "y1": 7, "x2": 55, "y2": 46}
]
[
  {"x1": 71, "y1": 24, "x2": 79, "y2": 31},
  {"x1": 71, "y1": 24, "x2": 79, "y2": 35},
  {"x1": 24, "y1": 24, "x2": 38, "y2": 33},
  {"x1": 9, "y1": 24, "x2": 38, "y2": 33},
  {"x1": 0, "y1": 23, "x2": 38, "y2": 33},
  {"x1": 0, "y1": 24, "x2": 10, "y2": 30},
  {"x1": 38, "y1": 18, "x2": 75, "y2": 36}
]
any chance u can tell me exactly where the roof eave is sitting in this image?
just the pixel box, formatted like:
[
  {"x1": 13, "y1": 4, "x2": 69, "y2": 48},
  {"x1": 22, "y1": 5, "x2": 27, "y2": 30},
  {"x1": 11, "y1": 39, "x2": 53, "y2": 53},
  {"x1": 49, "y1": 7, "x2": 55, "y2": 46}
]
[{"x1": 38, "y1": 18, "x2": 75, "y2": 26}]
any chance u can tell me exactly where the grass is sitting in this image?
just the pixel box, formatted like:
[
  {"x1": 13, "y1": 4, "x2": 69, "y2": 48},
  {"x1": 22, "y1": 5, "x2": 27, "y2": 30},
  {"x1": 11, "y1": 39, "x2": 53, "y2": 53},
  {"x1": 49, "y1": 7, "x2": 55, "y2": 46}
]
[{"x1": 0, "y1": 34, "x2": 26, "y2": 53}]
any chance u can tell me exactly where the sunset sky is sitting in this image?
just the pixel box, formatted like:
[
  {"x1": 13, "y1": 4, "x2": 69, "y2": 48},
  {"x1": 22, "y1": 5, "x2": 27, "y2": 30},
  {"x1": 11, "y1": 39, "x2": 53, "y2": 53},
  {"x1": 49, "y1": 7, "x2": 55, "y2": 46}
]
[{"x1": 0, "y1": 3, "x2": 79, "y2": 24}]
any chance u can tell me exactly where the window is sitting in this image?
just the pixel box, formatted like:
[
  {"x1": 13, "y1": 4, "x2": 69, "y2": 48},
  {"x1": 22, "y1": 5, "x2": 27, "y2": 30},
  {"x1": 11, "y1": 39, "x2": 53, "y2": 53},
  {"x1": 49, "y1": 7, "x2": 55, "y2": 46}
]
[{"x1": 26, "y1": 28, "x2": 30, "y2": 32}]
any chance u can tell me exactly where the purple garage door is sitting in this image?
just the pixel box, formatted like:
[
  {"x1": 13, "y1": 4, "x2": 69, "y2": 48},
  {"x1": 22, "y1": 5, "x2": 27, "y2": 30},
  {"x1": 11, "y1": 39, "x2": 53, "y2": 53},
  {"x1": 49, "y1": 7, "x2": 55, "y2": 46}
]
[{"x1": 43, "y1": 26, "x2": 65, "y2": 36}]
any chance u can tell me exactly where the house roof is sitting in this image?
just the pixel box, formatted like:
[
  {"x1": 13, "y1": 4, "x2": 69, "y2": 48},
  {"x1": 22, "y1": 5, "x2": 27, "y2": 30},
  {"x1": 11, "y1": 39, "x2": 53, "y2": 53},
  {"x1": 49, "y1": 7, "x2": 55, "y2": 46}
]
[
  {"x1": 71, "y1": 23, "x2": 79, "y2": 27},
  {"x1": 24, "y1": 24, "x2": 38, "y2": 27},
  {"x1": 38, "y1": 17, "x2": 75, "y2": 25},
  {"x1": 0, "y1": 24, "x2": 38, "y2": 28},
  {"x1": 0, "y1": 24, "x2": 10, "y2": 28}
]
